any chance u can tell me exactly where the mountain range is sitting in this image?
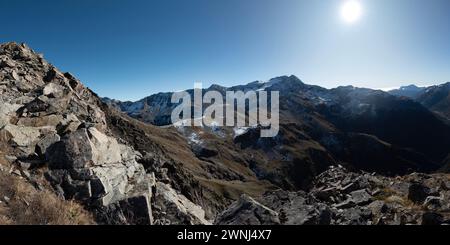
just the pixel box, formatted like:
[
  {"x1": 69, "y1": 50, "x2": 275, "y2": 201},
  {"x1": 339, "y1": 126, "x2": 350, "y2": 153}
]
[
  {"x1": 105, "y1": 76, "x2": 450, "y2": 176},
  {"x1": 1, "y1": 42, "x2": 450, "y2": 225},
  {"x1": 388, "y1": 84, "x2": 450, "y2": 121}
]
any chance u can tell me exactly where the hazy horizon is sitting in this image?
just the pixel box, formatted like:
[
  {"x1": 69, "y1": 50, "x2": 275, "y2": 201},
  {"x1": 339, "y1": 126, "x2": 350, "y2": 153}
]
[{"x1": 2, "y1": 0, "x2": 450, "y2": 101}]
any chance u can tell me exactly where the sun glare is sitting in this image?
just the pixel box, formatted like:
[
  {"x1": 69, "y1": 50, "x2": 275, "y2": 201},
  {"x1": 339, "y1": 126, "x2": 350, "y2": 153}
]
[{"x1": 341, "y1": 0, "x2": 363, "y2": 23}]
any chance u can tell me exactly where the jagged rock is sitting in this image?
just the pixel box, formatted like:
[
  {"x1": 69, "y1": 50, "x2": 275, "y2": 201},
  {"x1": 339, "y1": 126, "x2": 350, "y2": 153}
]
[
  {"x1": 314, "y1": 187, "x2": 339, "y2": 202},
  {"x1": 0, "y1": 42, "x2": 160, "y2": 225},
  {"x1": 215, "y1": 194, "x2": 280, "y2": 225},
  {"x1": 153, "y1": 182, "x2": 211, "y2": 225},
  {"x1": 47, "y1": 127, "x2": 126, "y2": 169},
  {"x1": 337, "y1": 208, "x2": 372, "y2": 225},
  {"x1": 334, "y1": 199, "x2": 356, "y2": 209},
  {"x1": 14, "y1": 79, "x2": 34, "y2": 93},
  {"x1": 261, "y1": 190, "x2": 331, "y2": 225},
  {"x1": 87, "y1": 127, "x2": 123, "y2": 165},
  {"x1": 42, "y1": 82, "x2": 65, "y2": 98},
  {"x1": 47, "y1": 127, "x2": 149, "y2": 200},
  {"x1": 367, "y1": 200, "x2": 388, "y2": 216},
  {"x1": 0, "y1": 124, "x2": 43, "y2": 157},
  {"x1": 0, "y1": 58, "x2": 15, "y2": 68},
  {"x1": 219, "y1": 166, "x2": 450, "y2": 225},
  {"x1": 95, "y1": 193, "x2": 153, "y2": 225},
  {"x1": 47, "y1": 128, "x2": 94, "y2": 169},
  {"x1": 0, "y1": 102, "x2": 22, "y2": 128},
  {"x1": 0, "y1": 124, "x2": 41, "y2": 147},
  {"x1": 43, "y1": 126, "x2": 154, "y2": 224},
  {"x1": 57, "y1": 113, "x2": 82, "y2": 134},
  {"x1": 424, "y1": 196, "x2": 443, "y2": 209},
  {"x1": 36, "y1": 132, "x2": 60, "y2": 157},
  {"x1": 350, "y1": 189, "x2": 372, "y2": 206}
]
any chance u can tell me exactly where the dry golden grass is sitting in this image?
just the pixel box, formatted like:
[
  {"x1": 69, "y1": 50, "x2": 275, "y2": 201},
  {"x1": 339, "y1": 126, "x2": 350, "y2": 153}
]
[
  {"x1": 373, "y1": 187, "x2": 425, "y2": 212},
  {"x1": 0, "y1": 169, "x2": 94, "y2": 225}
]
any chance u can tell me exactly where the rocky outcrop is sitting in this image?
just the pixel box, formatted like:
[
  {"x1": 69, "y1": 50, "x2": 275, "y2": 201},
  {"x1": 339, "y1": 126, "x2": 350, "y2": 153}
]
[
  {"x1": 45, "y1": 127, "x2": 155, "y2": 224},
  {"x1": 0, "y1": 43, "x2": 149, "y2": 224},
  {"x1": 217, "y1": 166, "x2": 450, "y2": 225}
]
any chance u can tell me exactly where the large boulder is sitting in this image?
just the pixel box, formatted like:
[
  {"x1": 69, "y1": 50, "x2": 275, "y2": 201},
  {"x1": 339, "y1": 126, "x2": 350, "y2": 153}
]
[
  {"x1": 0, "y1": 102, "x2": 22, "y2": 128},
  {"x1": 0, "y1": 124, "x2": 48, "y2": 157},
  {"x1": 1, "y1": 124, "x2": 41, "y2": 147},
  {"x1": 94, "y1": 193, "x2": 153, "y2": 225},
  {"x1": 153, "y1": 182, "x2": 211, "y2": 225},
  {"x1": 45, "y1": 127, "x2": 154, "y2": 224},
  {"x1": 36, "y1": 132, "x2": 60, "y2": 157},
  {"x1": 47, "y1": 128, "x2": 94, "y2": 169},
  {"x1": 42, "y1": 82, "x2": 66, "y2": 98}
]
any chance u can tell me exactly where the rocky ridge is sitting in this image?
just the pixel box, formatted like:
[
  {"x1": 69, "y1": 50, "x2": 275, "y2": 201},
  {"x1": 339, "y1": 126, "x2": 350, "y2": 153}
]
[
  {"x1": 0, "y1": 42, "x2": 211, "y2": 225},
  {"x1": 217, "y1": 165, "x2": 450, "y2": 225}
]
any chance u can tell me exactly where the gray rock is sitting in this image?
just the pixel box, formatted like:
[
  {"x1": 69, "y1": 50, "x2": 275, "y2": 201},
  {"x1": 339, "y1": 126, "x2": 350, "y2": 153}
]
[
  {"x1": 260, "y1": 190, "x2": 333, "y2": 225},
  {"x1": 215, "y1": 194, "x2": 279, "y2": 225},
  {"x1": 36, "y1": 132, "x2": 60, "y2": 157},
  {"x1": 47, "y1": 128, "x2": 94, "y2": 169},
  {"x1": 43, "y1": 126, "x2": 154, "y2": 224},
  {"x1": 94, "y1": 193, "x2": 152, "y2": 225},
  {"x1": 367, "y1": 200, "x2": 388, "y2": 215},
  {"x1": 1, "y1": 124, "x2": 41, "y2": 148},
  {"x1": 424, "y1": 196, "x2": 443, "y2": 209},
  {"x1": 350, "y1": 189, "x2": 372, "y2": 206},
  {"x1": 333, "y1": 199, "x2": 356, "y2": 209},
  {"x1": 337, "y1": 208, "x2": 369, "y2": 225},
  {"x1": 154, "y1": 182, "x2": 211, "y2": 225},
  {"x1": 42, "y1": 82, "x2": 65, "y2": 98},
  {"x1": 0, "y1": 59, "x2": 15, "y2": 68}
]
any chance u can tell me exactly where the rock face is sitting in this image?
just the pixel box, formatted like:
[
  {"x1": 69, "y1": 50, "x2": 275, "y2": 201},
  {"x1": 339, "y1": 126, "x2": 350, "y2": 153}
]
[
  {"x1": 0, "y1": 42, "x2": 146, "y2": 224},
  {"x1": 217, "y1": 166, "x2": 450, "y2": 225},
  {"x1": 0, "y1": 42, "x2": 210, "y2": 225}
]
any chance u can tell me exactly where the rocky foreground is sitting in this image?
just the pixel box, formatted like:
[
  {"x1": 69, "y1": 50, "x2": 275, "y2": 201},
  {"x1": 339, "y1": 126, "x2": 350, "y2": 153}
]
[
  {"x1": 217, "y1": 165, "x2": 450, "y2": 225},
  {"x1": 1, "y1": 42, "x2": 449, "y2": 225}
]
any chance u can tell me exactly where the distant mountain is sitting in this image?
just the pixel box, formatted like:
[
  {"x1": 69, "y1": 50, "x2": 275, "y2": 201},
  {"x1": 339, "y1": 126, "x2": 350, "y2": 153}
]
[
  {"x1": 389, "y1": 83, "x2": 450, "y2": 121},
  {"x1": 105, "y1": 76, "x2": 450, "y2": 183},
  {"x1": 388, "y1": 85, "x2": 426, "y2": 99},
  {"x1": 416, "y1": 83, "x2": 450, "y2": 121}
]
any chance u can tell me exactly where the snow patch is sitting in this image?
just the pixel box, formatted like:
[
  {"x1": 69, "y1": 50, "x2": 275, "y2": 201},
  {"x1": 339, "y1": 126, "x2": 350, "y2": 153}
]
[
  {"x1": 233, "y1": 125, "x2": 257, "y2": 138},
  {"x1": 188, "y1": 133, "x2": 202, "y2": 145}
]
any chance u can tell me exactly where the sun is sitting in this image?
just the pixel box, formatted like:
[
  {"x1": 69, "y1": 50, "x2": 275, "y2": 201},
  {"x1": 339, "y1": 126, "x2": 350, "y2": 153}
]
[{"x1": 341, "y1": 0, "x2": 363, "y2": 23}]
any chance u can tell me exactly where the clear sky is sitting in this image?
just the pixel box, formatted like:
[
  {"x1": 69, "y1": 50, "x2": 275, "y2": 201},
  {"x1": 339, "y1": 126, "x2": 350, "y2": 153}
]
[{"x1": 1, "y1": 0, "x2": 450, "y2": 101}]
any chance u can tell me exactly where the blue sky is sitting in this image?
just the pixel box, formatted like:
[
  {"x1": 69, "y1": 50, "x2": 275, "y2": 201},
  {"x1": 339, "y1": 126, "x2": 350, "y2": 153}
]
[{"x1": 1, "y1": 0, "x2": 450, "y2": 101}]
